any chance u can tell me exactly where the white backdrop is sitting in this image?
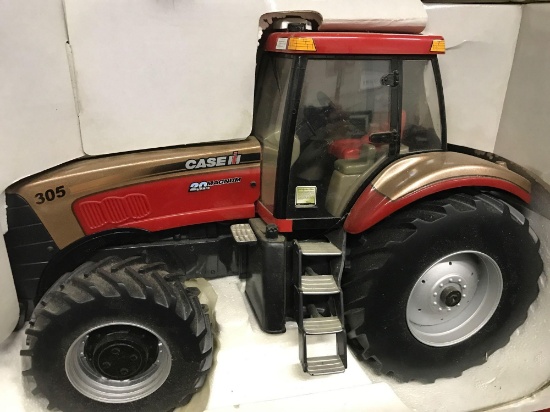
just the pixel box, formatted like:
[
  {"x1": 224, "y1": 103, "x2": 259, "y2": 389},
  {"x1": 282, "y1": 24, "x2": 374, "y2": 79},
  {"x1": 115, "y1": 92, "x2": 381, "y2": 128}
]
[{"x1": 1, "y1": 0, "x2": 550, "y2": 410}]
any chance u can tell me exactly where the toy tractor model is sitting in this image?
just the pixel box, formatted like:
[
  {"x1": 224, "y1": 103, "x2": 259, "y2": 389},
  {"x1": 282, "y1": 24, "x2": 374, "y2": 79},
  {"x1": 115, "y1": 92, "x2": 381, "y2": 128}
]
[{"x1": 5, "y1": 18, "x2": 542, "y2": 412}]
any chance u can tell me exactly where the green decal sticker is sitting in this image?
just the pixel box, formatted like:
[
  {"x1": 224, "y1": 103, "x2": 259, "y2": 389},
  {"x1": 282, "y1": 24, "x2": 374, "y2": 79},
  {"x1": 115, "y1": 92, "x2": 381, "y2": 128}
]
[{"x1": 295, "y1": 186, "x2": 317, "y2": 208}]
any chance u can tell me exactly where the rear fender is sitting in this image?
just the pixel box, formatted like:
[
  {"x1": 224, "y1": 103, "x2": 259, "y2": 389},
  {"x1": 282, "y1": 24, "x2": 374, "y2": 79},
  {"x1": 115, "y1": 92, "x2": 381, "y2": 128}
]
[{"x1": 344, "y1": 151, "x2": 531, "y2": 234}]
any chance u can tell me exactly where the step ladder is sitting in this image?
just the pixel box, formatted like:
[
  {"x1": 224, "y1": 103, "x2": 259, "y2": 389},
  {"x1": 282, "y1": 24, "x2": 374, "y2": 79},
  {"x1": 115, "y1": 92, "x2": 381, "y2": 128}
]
[{"x1": 294, "y1": 240, "x2": 347, "y2": 375}]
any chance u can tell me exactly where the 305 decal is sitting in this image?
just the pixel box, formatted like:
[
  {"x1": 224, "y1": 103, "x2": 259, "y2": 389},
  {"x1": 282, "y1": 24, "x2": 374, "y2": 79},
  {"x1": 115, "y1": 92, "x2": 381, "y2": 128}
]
[{"x1": 35, "y1": 185, "x2": 67, "y2": 204}]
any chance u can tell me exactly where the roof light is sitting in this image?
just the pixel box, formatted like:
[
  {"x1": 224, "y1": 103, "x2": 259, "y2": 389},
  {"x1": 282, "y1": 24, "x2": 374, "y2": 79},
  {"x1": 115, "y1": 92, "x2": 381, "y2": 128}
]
[
  {"x1": 288, "y1": 37, "x2": 316, "y2": 52},
  {"x1": 430, "y1": 39, "x2": 445, "y2": 53}
]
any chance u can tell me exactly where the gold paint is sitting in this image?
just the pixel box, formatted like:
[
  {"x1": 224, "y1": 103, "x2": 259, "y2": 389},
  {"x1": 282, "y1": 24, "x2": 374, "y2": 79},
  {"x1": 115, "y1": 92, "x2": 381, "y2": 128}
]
[
  {"x1": 372, "y1": 151, "x2": 531, "y2": 201},
  {"x1": 9, "y1": 137, "x2": 261, "y2": 249}
]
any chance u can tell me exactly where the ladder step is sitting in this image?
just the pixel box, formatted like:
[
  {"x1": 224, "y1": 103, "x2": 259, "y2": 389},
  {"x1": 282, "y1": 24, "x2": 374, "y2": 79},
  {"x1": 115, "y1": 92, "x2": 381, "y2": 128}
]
[
  {"x1": 230, "y1": 223, "x2": 257, "y2": 244},
  {"x1": 297, "y1": 241, "x2": 341, "y2": 256},
  {"x1": 300, "y1": 275, "x2": 340, "y2": 294},
  {"x1": 303, "y1": 316, "x2": 342, "y2": 334},
  {"x1": 306, "y1": 355, "x2": 345, "y2": 375}
]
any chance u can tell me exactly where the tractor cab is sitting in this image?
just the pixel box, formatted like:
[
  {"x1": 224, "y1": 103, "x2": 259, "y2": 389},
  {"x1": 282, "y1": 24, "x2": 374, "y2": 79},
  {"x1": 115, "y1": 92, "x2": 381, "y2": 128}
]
[{"x1": 254, "y1": 30, "x2": 447, "y2": 230}]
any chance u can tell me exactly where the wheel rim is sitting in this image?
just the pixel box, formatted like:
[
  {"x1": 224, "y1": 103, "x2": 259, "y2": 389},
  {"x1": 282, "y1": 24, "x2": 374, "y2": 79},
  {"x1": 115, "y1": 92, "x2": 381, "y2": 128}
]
[
  {"x1": 65, "y1": 323, "x2": 172, "y2": 403},
  {"x1": 406, "y1": 251, "x2": 503, "y2": 347}
]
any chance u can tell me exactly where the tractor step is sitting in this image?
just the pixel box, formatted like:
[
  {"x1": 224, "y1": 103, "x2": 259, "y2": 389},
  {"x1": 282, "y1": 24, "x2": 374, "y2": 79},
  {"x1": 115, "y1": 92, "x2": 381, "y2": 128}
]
[
  {"x1": 230, "y1": 223, "x2": 257, "y2": 244},
  {"x1": 300, "y1": 275, "x2": 340, "y2": 295},
  {"x1": 305, "y1": 355, "x2": 346, "y2": 376},
  {"x1": 303, "y1": 316, "x2": 343, "y2": 334},
  {"x1": 296, "y1": 241, "x2": 341, "y2": 256},
  {"x1": 293, "y1": 238, "x2": 347, "y2": 375}
]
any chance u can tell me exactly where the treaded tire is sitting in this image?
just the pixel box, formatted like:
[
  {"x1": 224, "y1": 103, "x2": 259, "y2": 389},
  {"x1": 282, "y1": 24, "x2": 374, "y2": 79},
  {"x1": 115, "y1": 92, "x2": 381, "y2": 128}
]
[
  {"x1": 22, "y1": 256, "x2": 213, "y2": 411},
  {"x1": 342, "y1": 191, "x2": 543, "y2": 382}
]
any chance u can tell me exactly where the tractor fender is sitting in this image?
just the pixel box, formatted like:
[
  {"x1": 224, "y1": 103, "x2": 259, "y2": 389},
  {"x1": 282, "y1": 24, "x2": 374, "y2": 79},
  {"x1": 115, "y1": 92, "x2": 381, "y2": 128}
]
[{"x1": 344, "y1": 151, "x2": 531, "y2": 234}]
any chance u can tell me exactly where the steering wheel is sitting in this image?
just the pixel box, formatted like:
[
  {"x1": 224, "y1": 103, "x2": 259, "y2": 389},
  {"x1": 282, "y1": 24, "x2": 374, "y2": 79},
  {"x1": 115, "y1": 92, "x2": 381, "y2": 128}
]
[
  {"x1": 317, "y1": 91, "x2": 337, "y2": 109},
  {"x1": 296, "y1": 92, "x2": 336, "y2": 141}
]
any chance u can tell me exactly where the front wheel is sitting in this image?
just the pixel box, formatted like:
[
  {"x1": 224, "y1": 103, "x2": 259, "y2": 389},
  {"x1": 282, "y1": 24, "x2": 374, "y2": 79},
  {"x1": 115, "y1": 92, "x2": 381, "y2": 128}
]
[
  {"x1": 22, "y1": 256, "x2": 213, "y2": 411},
  {"x1": 343, "y1": 192, "x2": 543, "y2": 382}
]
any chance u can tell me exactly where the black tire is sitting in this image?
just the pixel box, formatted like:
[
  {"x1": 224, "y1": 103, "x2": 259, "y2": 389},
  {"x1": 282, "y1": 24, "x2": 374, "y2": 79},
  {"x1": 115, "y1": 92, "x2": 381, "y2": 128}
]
[
  {"x1": 342, "y1": 191, "x2": 543, "y2": 382},
  {"x1": 22, "y1": 256, "x2": 213, "y2": 411}
]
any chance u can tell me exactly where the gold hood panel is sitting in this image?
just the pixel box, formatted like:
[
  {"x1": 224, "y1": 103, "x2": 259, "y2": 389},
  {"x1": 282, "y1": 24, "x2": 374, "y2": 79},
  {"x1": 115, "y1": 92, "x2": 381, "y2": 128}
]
[{"x1": 8, "y1": 137, "x2": 261, "y2": 249}]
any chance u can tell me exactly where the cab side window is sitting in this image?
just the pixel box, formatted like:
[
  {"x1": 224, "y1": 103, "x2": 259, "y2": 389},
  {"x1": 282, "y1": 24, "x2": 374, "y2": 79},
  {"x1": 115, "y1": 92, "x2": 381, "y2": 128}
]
[{"x1": 401, "y1": 60, "x2": 442, "y2": 153}]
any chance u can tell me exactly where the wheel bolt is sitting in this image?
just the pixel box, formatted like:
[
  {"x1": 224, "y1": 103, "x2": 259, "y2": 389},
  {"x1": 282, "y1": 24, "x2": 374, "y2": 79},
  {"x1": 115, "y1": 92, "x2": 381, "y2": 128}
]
[
  {"x1": 433, "y1": 301, "x2": 437, "y2": 305},
  {"x1": 120, "y1": 368, "x2": 129, "y2": 376},
  {"x1": 440, "y1": 283, "x2": 444, "y2": 288},
  {"x1": 130, "y1": 354, "x2": 138, "y2": 362},
  {"x1": 102, "y1": 362, "x2": 111, "y2": 369},
  {"x1": 111, "y1": 348, "x2": 120, "y2": 356},
  {"x1": 433, "y1": 292, "x2": 437, "y2": 297}
]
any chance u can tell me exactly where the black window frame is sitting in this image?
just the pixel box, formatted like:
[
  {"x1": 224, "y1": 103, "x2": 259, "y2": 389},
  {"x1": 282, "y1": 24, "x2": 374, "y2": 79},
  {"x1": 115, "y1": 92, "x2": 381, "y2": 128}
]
[{"x1": 252, "y1": 53, "x2": 298, "y2": 213}]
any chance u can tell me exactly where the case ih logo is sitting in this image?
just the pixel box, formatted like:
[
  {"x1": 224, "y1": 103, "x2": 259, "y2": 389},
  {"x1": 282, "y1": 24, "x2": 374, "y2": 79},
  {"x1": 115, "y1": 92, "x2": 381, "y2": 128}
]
[{"x1": 184, "y1": 151, "x2": 241, "y2": 170}]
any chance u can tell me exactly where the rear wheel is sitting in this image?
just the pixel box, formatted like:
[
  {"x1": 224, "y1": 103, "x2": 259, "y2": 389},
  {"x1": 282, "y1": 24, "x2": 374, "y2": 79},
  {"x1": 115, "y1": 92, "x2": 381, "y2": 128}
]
[
  {"x1": 343, "y1": 192, "x2": 543, "y2": 382},
  {"x1": 22, "y1": 256, "x2": 213, "y2": 411}
]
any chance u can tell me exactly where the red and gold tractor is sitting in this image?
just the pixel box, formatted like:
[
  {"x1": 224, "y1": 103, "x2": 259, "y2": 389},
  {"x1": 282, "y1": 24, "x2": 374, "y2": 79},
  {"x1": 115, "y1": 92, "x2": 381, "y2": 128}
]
[{"x1": 5, "y1": 21, "x2": 542, "y2": 412}]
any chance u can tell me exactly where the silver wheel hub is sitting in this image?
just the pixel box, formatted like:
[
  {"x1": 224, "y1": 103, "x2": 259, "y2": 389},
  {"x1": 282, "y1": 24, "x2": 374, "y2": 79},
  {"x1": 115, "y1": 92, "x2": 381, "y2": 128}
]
[
  {"x1": 406, "y1": 251, "x2": 503, "y2": 347},
  {"x1": 65, "y1": 323, "x2": 172, "y2": 403}
]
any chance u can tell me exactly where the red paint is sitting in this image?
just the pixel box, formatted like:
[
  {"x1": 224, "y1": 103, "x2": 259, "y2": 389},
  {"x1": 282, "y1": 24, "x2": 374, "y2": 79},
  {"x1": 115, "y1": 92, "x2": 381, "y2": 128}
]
[
  {"x1": 256, "y1": 202, "x2": 293, "y2": 232},
  {"x1": 79, "y1": 194, "x2": 151, "y2": 229},
  {"x1": 73, "y1": 168, "x2": 260, "y2": 234},
  {"x1": 266, "y1": 32, "x2": 445, "y2": 55},
  {"x1": 344, "y1": 177, "x2": 531, "y2": 234}
]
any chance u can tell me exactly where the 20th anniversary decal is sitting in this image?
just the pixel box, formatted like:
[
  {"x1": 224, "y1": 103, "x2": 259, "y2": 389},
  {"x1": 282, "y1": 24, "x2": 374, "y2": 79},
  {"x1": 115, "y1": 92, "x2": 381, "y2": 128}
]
[{"x1": 189, "y1": 177, "x2": 242, "y2": 192}]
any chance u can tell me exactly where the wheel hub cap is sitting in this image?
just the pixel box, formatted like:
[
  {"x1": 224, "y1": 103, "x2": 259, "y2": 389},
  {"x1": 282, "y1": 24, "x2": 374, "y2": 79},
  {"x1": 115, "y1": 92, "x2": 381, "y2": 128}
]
[
  {"x1": 96, "y1": 342, "x2": 145, "y2": 379},
  {"x1": 88, "y1": 328, "x2": 158, "y2": 380},
  {"x1": 440, "y1": 287, "x2": 462, "y2": 307}
]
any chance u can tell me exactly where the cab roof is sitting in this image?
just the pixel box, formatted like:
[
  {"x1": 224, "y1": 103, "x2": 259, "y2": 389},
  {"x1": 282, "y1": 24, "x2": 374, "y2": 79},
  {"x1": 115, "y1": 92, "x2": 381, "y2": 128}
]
[{"x1": 265, "y1": 32, "x2": 445, "y2": 55}]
